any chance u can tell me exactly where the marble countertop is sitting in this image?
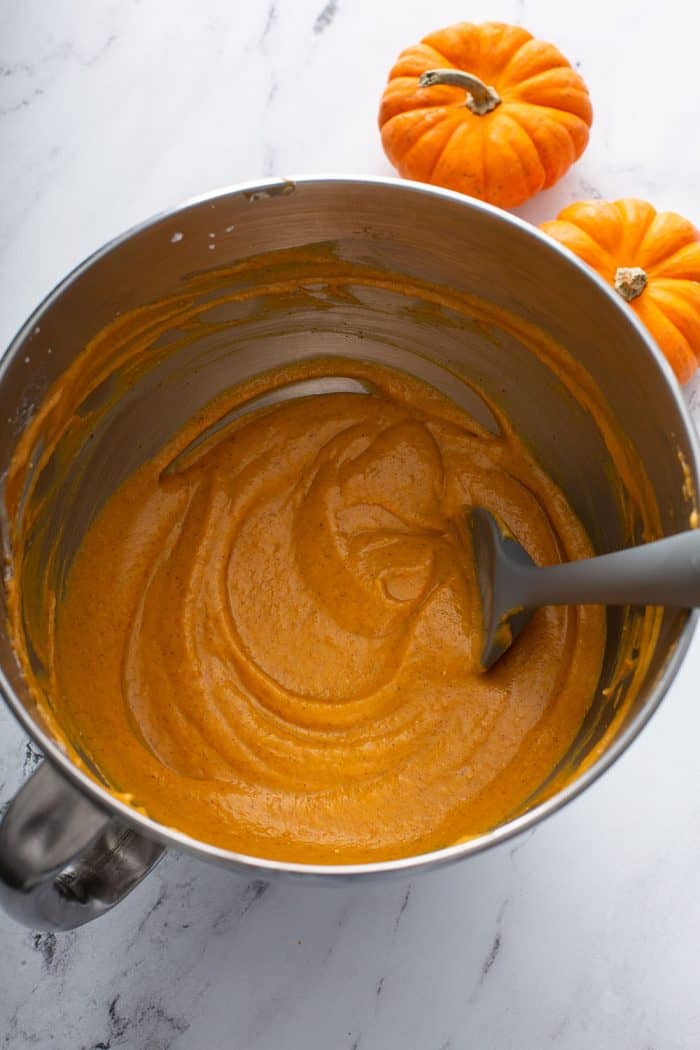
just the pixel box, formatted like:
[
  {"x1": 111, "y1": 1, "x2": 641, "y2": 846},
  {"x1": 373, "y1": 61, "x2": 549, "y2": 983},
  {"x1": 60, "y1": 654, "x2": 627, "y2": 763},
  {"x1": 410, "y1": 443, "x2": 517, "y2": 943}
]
[{"x1": 2, "y1": 1, "x2": 700, "y2": 1047}]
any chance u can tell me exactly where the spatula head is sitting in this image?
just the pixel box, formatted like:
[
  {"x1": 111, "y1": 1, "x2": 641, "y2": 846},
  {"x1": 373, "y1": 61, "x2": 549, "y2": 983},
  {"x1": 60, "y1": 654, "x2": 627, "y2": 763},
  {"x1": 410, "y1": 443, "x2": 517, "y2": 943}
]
[{"x1": 468, "y1": 507, "x2": 537, "y2": 671}]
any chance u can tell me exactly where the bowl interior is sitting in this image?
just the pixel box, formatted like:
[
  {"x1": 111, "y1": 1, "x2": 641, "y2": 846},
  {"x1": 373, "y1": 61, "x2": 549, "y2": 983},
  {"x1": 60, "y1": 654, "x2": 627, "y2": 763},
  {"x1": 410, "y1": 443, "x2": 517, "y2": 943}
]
[{"x1": 1, "y1": 178, "x2": 697, "y2": 861}]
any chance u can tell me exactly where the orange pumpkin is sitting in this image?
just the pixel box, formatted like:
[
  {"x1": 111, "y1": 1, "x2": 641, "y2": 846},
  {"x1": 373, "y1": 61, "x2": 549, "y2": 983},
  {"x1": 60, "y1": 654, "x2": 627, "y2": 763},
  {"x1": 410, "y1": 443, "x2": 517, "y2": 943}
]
[
  {"x1": 378, "y1": 21, "x2": 593, "y2": 209},
  {"x1": 541, "y1": 199, "x2": 700, "y2": 383}
]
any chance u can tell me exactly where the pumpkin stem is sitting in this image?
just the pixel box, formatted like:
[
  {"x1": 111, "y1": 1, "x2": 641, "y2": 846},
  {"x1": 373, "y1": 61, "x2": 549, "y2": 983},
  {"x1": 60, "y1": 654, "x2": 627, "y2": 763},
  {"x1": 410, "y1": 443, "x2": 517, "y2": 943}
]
[
  {"x1": 419, "y1": 69, "x2": 501, "y2": 116},
  {"x1": 614, "y1": 266, "x2": 648, "y2": 302}
]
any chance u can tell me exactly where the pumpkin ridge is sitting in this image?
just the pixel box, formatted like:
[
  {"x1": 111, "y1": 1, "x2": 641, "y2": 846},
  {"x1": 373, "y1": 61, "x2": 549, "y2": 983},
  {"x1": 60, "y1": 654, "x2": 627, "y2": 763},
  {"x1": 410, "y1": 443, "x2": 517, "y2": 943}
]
[
  {"x1": 426, "y1": 118, "x2": 467, "y2": 182},
  {"x1": 646, "y1": 246, "x2": 700, "y2": 281},
  {"x1": 497, "y1": 36, "x2": 538, "y2": 85},
  {"x1": 394, "y1": 104, "x2": 458, "y2": 120},
  {"x1": 499, "y1": 57, "x2": 571, "y2": 97},
  {"x1": 508, "y1": 103, "x2": 589, "y2": 165},
  {"x1": 646, "y1": 282, "x2": 700, "y2": 345},
  {"x1": 380, "y1": 78, "x2": 463, "y2": 121},
  {"x1": 422, "y1": 25, "x2": 481, "y2": 76},
  {"x1": 475, "y1": 22, "x2": 534, "y2": 80},
  {"x1": 429, "y1": 120, "x2": 486, "y2": 198},
  {"x1": 644, "y1": 254, "x2": 679, "y2": 281},
  {"x1": 382, "y1": 110, "x2": 460, "y2": 178},
  {"x1": 504, "y1": 75, "x2": 592, "y2": 125},
  {"x1": 424, "y1": 48, "x2": 454, "y2": 71},
  {"x1": 635, "y1": 295, "x2": 697, "y2": 381},
  {"x1": 637, "y1": 293, "x2": 693, "y2": 348},
  {"x1": 557, "y1": 201, "x2": 627, "y2": 256},
  {"x1": 497, "y1": 40, "x2": 572, "y2": 93},
  {"x1": 504, "y1": 94, "x2": 590, "y2": 123},
  {"x1": 636, "y1": 215, "x2": 700, "y2": 272},
  {"x1": 391, "y1": 43, "x2": 456, "y2": 78},
  {"x1": 494, "y1": 110, "x2": 546, "y2": 195},
  {"x1": 504, "y1": 75, "x2": 589, "y2": 103},
  {"x1": 540, "y1": 220, "x2": 616, "y2": 277},
  {"x1": 614, "y1": 200, "x2": 656, "y2": 261},
  {"x1": 473, "y1": 25, "x2": 486, "y2": 81}
]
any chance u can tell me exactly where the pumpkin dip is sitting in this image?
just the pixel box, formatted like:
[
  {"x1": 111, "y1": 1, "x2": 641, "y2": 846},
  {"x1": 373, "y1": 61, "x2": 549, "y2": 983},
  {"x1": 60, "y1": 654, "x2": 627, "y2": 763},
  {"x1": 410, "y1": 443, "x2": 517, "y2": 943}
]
[{"x1": 43, "y1": 359, "x2": 605, "y2": 863}]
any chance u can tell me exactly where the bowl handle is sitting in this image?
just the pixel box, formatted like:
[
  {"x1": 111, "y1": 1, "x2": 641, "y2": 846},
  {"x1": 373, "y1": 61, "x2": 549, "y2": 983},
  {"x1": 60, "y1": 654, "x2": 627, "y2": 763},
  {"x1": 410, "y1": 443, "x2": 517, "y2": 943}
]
[{"x1": 0, "y1": 758, "x2": 164, "y2": 930}]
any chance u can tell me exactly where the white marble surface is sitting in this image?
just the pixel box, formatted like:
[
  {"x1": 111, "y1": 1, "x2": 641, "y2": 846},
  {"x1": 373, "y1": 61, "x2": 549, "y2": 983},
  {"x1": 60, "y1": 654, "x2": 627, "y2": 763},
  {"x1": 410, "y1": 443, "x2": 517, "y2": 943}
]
[{"x1": 2, "y1": 1, "x2": 700, "y2": 1047}]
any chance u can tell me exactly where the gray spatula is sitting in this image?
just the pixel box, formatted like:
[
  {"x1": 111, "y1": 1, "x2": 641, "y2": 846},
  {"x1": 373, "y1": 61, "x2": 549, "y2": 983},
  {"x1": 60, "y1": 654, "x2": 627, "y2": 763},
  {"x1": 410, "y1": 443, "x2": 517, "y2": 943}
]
[{"x1": 469, "y1": 507, "x2": 700, "y2": 670}]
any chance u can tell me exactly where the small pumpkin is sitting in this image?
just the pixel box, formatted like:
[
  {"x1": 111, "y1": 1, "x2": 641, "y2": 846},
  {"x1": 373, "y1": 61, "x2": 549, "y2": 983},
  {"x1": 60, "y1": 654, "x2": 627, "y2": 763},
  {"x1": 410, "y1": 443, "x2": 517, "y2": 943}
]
[
  {"x1": 541, "y1": 199, "x2": 700, "y2": 383},
  {"x1": 378, "y1": 21, "x2": 593, "y2": 209}
]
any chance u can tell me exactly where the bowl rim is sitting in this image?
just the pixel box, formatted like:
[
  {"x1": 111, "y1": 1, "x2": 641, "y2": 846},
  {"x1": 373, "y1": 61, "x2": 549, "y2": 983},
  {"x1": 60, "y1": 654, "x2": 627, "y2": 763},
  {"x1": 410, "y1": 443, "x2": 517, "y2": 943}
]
[{"x1": 1, "y1": 173, "x2": 698, "y2": 878}]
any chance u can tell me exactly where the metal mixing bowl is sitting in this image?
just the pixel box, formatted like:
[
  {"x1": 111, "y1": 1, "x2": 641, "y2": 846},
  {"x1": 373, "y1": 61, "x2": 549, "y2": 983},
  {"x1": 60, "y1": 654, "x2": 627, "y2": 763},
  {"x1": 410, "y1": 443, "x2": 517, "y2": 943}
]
[{"x1": 0, "y1": 176, "x2": 697, "y2": 930}]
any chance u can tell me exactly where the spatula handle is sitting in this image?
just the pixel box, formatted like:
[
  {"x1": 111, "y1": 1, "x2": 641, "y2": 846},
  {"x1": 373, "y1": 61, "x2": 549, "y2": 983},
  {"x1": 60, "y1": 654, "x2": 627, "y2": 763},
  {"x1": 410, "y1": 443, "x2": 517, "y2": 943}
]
[{"x1": 519, "y1": 530, "x2": 700, "y2": 608}]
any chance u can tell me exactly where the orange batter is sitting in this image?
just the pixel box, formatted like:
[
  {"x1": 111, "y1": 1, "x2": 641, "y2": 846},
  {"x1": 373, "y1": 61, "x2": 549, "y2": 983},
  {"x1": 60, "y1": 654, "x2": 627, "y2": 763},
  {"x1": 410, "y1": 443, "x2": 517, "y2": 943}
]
[{"x1": 49, "y1": 360, "x2": 605, "y2": 863}]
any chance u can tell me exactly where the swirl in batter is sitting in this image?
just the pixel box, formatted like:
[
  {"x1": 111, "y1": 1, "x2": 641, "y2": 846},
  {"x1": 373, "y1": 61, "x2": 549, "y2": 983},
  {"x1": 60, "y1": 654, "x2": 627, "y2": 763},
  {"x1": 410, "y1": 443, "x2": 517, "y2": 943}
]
[{"x1": 52, "y1": 361, "x2": 605, "y2": 862}]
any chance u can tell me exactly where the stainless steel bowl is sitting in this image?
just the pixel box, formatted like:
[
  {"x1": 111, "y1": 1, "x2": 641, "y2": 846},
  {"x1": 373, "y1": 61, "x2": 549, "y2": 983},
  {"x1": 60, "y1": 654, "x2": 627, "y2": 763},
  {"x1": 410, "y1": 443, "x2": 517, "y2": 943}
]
[{"x1": 0, "y1": 176, "x2": 697, "y2": 930}]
